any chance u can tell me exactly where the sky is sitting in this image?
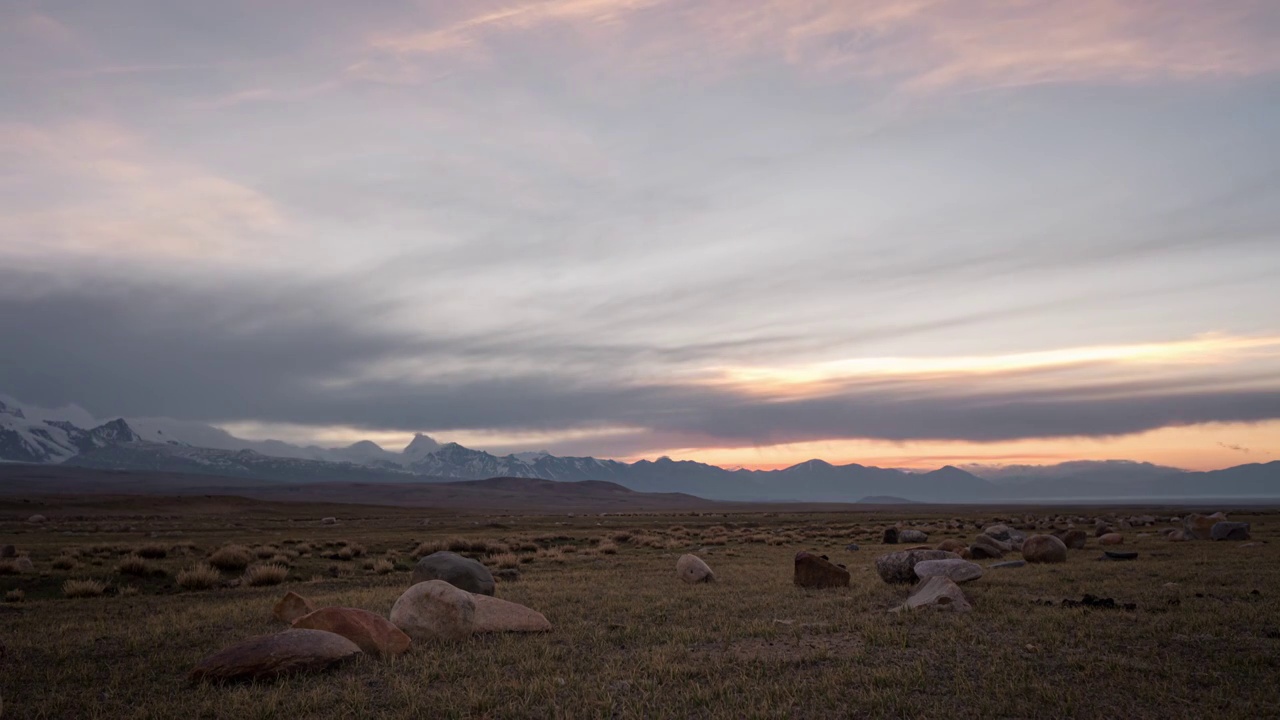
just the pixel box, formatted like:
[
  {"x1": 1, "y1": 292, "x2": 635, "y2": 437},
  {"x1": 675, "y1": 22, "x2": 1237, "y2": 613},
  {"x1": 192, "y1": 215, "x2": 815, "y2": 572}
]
[{"x1": 2, "y1": 0, "x2": 1279, "y2": 471}]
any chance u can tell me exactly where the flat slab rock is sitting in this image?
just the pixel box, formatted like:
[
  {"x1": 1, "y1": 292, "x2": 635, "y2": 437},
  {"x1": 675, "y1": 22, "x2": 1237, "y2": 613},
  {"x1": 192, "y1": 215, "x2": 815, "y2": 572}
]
[
  {"x1": 472, "y1": 594, "x2": 552, "y2": 633},
  {"x1": 1211, "y1": 522, "x2": 1251, "y2": 541},
  {"x1": 390, "y1": 580, "x2": 551, "y2": 642},
  {"x1": 189, "y1": 629, "x2": 361, "y2": 683},
  {"x1": 900, "y1": 576, "x2": 972, "y2": 613},
  {"x1": 292, "y1": 607, "x2": 412, "y2": 657},
  {"x1": 913, "y1": 558, "x2": 983, "y2": 584}
]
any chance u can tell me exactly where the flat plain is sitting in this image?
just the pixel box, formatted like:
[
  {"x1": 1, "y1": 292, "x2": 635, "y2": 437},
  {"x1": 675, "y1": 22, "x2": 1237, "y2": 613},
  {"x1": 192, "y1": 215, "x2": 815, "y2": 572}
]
[{"x1": 1, "y1": 494, "x2": 1277, "y2": 719}]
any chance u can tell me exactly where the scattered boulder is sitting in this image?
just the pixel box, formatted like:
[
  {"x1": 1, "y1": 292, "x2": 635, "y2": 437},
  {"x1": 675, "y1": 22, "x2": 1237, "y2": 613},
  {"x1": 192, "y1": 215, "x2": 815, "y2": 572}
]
[
  {"x1": 676, "y1": 554, "x2": 715, "y2": 584},
  {"x1": 1054, "y1": 529, "x2": 1088, "y2": 549},
  {"x1": 14, "y1": 557, "x2": 33, "y2": 573},
  {"x1": 936, "y1": 539, "x2": 968, "y2": 555},
  {"x1": 901, "y1": 576, "x2": 972, "y2": 613},
  {"x1": 1211, "y1": 522, "x2": 1251, "y2": 541},
  {"x1": 990, "y1": 560, "x2": 1026, "y2": 569},
  {"x1": 898, "y1": 529, "x2": 929, "y2": 544},
  {"x1": 188, "y1": 629, "x2": 361, "y2": 683},
  {"x1": 844, "y1": 543, "x2": 860, "y2": 552},
  {"x1": 982, "y1": 524, "x2": 1012, "y2": 541},
  {"x1": 794, "y1": 551, "x2": 850, "y2": 589},
  {"x1": 970, "y1": 535, "x2": 1010, "y2": 559},
  {"x1": 913, "y1": 558, "x2": 983, "y2": 584},
  {"x1": 875, "y1": 549, "x2": 960, "y2": 584},
  {"x1": 1022, "y1": 535, "x2": 1068, "y2": 564},
  {"x1": 882, "y1": 527, "x2": 899, "y2": 544},
  {"x1": 1183, "y1": 514, "x2": 1217, "y2": 540},
  {"x1": 411, "y1": 551, "x2": 496, "y2": 596},
  {"x1": 472, "y1": 595, "x2": 552, "y2": 633},
  {"x1": 1098, "y1": 533, "x2": 1124, "y2": 546},
  {"x1": 320, "y1": 517, "x2": 338, "y2": 525},
  {"x1": 1094, "y1": 522, "x2": 1116, "y2": 538},
  {"x1": 292, "y1": 607, "x2": 411, "y2": 657},
  {"x1": 273, "y1": 591, "x2": 315, "y2": 624},
  {"x1": 26, "y1": 515, "x2": 46, "y2": 524},
  {"x1": 390, "y1": 580, "x2": 476, "y2": 642},
  {"x1": 1166, "y1": 530, "x2": 1193, "y2": 542}
]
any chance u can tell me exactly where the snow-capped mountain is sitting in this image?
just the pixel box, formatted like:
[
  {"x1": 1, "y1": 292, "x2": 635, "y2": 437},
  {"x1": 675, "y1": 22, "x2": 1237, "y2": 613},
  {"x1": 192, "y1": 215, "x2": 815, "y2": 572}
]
[{"x1": 1, "y1": 399, "x2": 142, "y2": 464}]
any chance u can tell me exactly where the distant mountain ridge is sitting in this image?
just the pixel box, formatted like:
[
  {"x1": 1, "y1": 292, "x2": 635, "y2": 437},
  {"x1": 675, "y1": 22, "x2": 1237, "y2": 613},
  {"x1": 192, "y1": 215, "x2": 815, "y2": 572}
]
[{"x1": 2, "y1": 395, "x2": 1278, "y2": 502}]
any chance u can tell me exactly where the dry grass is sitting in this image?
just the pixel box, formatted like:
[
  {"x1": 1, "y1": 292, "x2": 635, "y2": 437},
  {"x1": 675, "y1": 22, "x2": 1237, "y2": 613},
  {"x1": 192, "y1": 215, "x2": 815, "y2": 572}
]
[
  {"x1": 176, "y1": 563, "x2": 222, "y2": 591},
  {"x1": 2, "y1": 500, "x2": 1278, "y2": 719},
  {"x1": 489, "y1": 552, "x2": 520, "y2": 569},
  {"x1": 61, "y1": 579, "x2": 106, "y2": 598},
  {"x1": 0, "y1": 559, "x2": 19, "y2": 575},
  {"x1": 208, "y1": 544, "x2": 253, "y2": 572},
  {"x1": 52, "y1": 556, "x2": 77, "y2": 570},
  {"x1": 116, "y1": 554, "x2": 152, "y2": 576},
  {"x1": 135, "y1": 544, "x2": 169, "y2": 559},
  {"x1": 243, "y1": 563, "x2": 289, "y2": 587},
  {"x1": 371, "y1": 559, "x2": 395, "y2": 575},
  {"x1": 4, "y1": 588, "x2": 23, "y2": 602}
]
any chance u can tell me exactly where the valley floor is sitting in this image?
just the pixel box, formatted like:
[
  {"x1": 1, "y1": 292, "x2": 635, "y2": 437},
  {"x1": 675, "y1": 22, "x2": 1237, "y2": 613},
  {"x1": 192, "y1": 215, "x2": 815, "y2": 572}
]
[{"x1": 1, "y1": 498, "x2": 1278, "y2": 719}]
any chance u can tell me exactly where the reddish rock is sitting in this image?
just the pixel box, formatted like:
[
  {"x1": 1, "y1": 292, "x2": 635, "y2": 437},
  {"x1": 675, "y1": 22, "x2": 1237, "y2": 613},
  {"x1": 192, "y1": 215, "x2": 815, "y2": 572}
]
[
  {"x1": 292, "y1": 607, "x2": 411, "y2": 657},
  {"x1": 1183, "y1": 514, "x2": 1217, "y2": 540},
  {"x1": 1053, "y1": 529, "x2": 1088, "y2": 549},
  {"x1": 471, "y1": 595, "x2": 552, "y2": 633},
  {"x1": 272, "y1": 591, "x2": 315, "y2": 624},
  {"x1": 1098, "y1": 533, "x2": 1124, "y2": 546},
  {"x1": 794, "y1": 552, "x2": 850, "y2": 589},
  {"x1": 1021, "y1": 535, "x2": 1068, "y2": 563},
  {"x1": 188, "y1": 629, "x2": 361, "y2": 683}
]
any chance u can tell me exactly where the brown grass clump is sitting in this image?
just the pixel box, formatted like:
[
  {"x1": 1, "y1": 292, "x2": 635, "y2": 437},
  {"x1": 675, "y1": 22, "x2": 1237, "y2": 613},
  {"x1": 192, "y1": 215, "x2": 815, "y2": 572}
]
[
  {"x1": 176, "y1": 563, "x2": 221, "y2": 591},
  {"x1": 119, "y1": 585, "x2": 141, "y2": 597},
  {"x1": 116, "y1": 555, "x2": 151, "y2": 576},
  {"x1": 372, "y1": 559, "x2": 395, "y2": 575},
  {"x1": 489, "y1": 552, "x2": 520, "y2": 569},
  {"x1": 243, "y1": 564, "x2": 289, "y2": 587},
  {"x1": 62, "y1": 579, "x2": 107, "y2": 599},
  {"x1": 135, "y1": 544, "x2": 168, "y2": 559},
  {"x1": 0, "y1": 559, "x2": 19, "y2": 575},
  {"x1": 52, "y1": 556, "x2": 78, "y2": 570},
  {"x1": 4, "y1": 589, "x2": 24, "y2": 603},
  {"x1": 208, "y1": 545, "x2": 253, "y2": 572},
  {"x1": 254, "y1": 546, "x2": 277, "y2": 559},
  {"x1": 597, "y1": 541, "x2": 619, "y2": 555}
]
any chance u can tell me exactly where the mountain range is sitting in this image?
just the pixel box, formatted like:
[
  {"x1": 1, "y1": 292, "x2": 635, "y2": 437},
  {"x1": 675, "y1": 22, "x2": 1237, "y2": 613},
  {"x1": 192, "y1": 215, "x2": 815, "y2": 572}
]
[{"x1": 2, "y1": 395, "x2": 1278, "y2": 502}]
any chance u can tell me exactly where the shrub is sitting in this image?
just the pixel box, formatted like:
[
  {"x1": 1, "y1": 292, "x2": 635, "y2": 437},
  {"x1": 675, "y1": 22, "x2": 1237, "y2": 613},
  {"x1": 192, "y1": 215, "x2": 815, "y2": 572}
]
[
  {"x1": 4, "y1": 589, "x2": 24, "y2": 603},
  {"x1": 119, "y1": 585, "x2": 141, "y2": 597},
  {"x1": 413, "y1": 539, "x2": 447, "y2": 558},
  {"x1": 244, "y1": 564, "x2": 288, "y2": 587},
  {"x1": 254, "y1": 546, "x2": 277, "y2": 559},
  {"x1": 176, "y1": 563, "x2": 221, "y2": 591},
  {"x1": 446, "y1": 537, "x2": 472, "y2": 552},
  {"x1": 135, "y1": 544, "x2": 168, "y2": 559},
  {"x1": 0, "y1": 560, "x2": 18, "y2": 575},
  {"x1": 63, "y1": 579, "x2": 107, "y2": 598},
  {"x1": 52, "y1": 556, "x2": 78, "y2": 570},
  {"x1": 208, "y1": 545, "x2": 252, "y2": 572},
  {"x1": 336, "y1": 547, "x2": 355, "y2": 561},
  {"x1": 268, "y1": 554, "x2": 293, "y2": 566},
  {"x1": 372, "y1": 559, "x2": 395, "y2": 575},
  {"x1": 597, "y1": 541, "x2": 618, "y2": 555},
  {"x1": 116, "y1": 555, "x2": 151, "y2": 576}
]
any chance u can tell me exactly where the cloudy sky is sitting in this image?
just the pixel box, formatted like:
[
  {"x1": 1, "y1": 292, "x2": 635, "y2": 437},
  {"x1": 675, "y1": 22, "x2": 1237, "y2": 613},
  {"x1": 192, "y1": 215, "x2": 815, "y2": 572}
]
[{"x1": 3, "y1": 0, "x2": 1279, "y2": 470}]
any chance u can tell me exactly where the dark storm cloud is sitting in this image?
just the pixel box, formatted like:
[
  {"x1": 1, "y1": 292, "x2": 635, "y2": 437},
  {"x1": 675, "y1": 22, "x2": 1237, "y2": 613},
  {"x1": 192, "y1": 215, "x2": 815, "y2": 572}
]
[{"x1": 3, "y1": 268, "x2": 1279, "y2": 453}]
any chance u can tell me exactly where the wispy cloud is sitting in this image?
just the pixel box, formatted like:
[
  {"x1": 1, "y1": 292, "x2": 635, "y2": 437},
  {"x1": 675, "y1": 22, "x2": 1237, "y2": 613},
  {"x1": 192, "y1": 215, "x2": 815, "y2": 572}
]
[{"x1": 366, "y1": 0, "x2": 1280, "y2": 90}]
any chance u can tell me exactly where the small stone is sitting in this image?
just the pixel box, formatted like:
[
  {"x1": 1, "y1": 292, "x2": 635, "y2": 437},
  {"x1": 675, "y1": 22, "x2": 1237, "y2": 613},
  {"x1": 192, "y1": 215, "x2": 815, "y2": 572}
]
[
  {"x1": 844, "y1": 543, "x2": 860, "y2": 551},
  {"x1": 990, "y1": 560, "x2": 1026, "y2": 569},
  {"x1": 188, "y1": 629, "x2": 361, "y2": 683},
  {"x1": 273, "y1": 591, "x2": 315, "y2": 624},
  {"x1": 26, "y1": 515, "x2": 47, "y2": 524},
  {"x1": 913, "y1": 558, "x2": 983, "y2": 584},
  {"x1": 1101, "y1": 551, "x2": 1138, "y2": 561},
  {"x1": 320, "y1": 517, "x2": 338, "y2": 525},
  {"x1": 676, "y1": 554, "x2": 715, "y2": 584},
  {"x1": 794, "y1": 551, "x2": 851, "y2": 588}
]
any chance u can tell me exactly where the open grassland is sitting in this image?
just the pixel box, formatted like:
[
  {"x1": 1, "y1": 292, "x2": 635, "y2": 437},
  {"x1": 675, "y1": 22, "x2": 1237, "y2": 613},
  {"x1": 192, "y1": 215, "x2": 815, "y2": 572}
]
[{"x1": 2, "y1": 496, "x2": 1278, "y2": 719}]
